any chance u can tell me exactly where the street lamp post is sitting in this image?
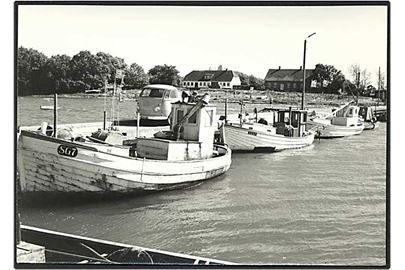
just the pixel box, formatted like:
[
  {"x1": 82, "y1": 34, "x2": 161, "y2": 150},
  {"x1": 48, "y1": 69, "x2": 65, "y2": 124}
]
[{"x1": 301, "y1": 32, "x2": 316, "y2": 110}]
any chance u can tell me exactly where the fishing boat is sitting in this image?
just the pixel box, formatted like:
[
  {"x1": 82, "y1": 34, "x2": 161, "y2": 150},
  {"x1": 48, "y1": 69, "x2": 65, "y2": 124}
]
[
  {"x1": 223, "y1": 105, "x2": 315, "y2": 152},
  {"x1": 307, "y1": 102, "x2": 364, "y2": 138},
  {"x1": 18, "y1": 225, "x2": 235, "y2": 265},
  {"x1": 359, "y1": 105, "x2": 379, "y2": 130},
  {"x1": 17, "y1": 94, "x2": 232, "y2": 193}
]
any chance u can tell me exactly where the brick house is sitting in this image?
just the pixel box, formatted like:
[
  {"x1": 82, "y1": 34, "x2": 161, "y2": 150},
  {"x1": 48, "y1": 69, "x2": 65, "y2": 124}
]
[
  {"x1": 264, "y1": 67, "x2": 315, "y2": 92},
  {"x1": 182, "y1": 70, "x2": 241, "y2": 90}
]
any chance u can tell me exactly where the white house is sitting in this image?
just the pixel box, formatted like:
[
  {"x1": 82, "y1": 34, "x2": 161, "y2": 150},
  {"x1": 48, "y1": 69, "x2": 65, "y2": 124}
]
[{"x1": 182, "y1": 70, "x2": 241, "y2": 90}]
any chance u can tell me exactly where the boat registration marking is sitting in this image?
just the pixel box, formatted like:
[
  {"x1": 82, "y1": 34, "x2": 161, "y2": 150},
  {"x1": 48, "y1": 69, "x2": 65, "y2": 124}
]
[
  {"x1": 57, "y1": 145, "x2": 78, "y2": 158},
  {"x1": 248, "y1": 131, "x2": 257, "y2": 136}
]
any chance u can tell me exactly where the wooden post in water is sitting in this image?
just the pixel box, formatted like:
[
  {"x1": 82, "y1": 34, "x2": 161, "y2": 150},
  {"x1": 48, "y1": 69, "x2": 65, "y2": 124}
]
[
  {"x1": 225, "y1": 98, "x2": 228, "y2": 123},
  {"x1": 53, "y1": 93, "x2": 57, "y2": 137},
  {"x1": 239, "y1": 101, "x2": 243, "y2": 126},
  {"x1": 136, "y1": 112, "x2": 140, "y2": 138}
]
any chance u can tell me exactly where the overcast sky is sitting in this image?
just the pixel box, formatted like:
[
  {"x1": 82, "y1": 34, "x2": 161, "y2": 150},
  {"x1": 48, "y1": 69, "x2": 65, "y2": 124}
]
[{"x1": 18, "y1": 5, "x2": 387, "y2": 84}]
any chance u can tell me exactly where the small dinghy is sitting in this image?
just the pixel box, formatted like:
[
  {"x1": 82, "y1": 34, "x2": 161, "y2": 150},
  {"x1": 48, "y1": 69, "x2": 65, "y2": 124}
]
[{"x1": 40, "y1": 105, "x2": 60, "y2": 110}]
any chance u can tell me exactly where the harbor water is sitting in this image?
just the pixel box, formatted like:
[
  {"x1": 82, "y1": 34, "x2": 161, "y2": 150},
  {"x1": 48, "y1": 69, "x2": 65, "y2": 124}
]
[{"x1": 17, "y1": 96, "x2": 387, "y2": 265}]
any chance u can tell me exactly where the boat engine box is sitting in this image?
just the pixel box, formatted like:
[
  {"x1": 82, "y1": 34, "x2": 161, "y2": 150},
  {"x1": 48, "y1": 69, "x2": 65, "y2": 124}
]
[
  {"x1": 331, "y1": 117, "x2": 358, "y2": 126},
  {"x1": 136, "y1": 138, "x2": 212, "y2": 161}
]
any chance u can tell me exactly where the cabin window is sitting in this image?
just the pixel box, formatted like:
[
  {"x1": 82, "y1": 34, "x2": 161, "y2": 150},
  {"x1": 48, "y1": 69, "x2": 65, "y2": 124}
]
[
  {"x1": 188, "y1": 110, "x2": 197, "y2": 124},
  {"x1": 140, "y1": 88, "x2": 164, "y2": 98},
  {"x1": 205, "y1": 109, "x2": 214, "y2": 126},
  {"x1": 176, "y1": 110, "x2": 184, "y2": 124}
]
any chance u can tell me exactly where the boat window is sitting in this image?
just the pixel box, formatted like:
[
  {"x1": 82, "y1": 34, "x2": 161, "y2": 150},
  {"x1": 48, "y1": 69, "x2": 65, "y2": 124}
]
[
  {"x1": 176, "y1": 110, "x2": 184, "y2": 124},
  {"x1": 140, "y1": 88, "x2": 164, "y2": 98},
  {"x1": 188, "y1": 110, "x2": 197, "y2": 124},
  {"x1": 205, "y1": 109, "x2": 214, "y2": 126}
]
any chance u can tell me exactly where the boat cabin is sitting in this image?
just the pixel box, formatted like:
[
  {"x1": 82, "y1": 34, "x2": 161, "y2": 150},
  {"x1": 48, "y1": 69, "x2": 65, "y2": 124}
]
[
  {"x1": 136, "y1": 100, "x2": 217, "y2": 161},
  {"x1": 330, "y1": 104, "x2": 360, "y2": 127},
  {"x1": 273, "y1": 108, "x2": 308, "y2": 137}
]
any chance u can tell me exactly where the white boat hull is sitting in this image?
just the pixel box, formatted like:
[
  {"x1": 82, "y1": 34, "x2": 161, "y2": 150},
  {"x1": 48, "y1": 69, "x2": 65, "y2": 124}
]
[
  {"x1": 307, "y1": 120, "x2": 364, "y2": 138},
  {"x1": 224, "y1": 124, "x2": 315, "y2": 152},
  {"x1": 17, "y1": 131, "x2": 231, "y2": 193}
]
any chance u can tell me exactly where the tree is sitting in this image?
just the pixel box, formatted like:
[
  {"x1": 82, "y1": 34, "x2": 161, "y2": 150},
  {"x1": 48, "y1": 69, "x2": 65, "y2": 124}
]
[
  {"x1": 238, "y1": 72, "x2": 249, "y2": 85},
  {"x1": 148, "y1": 64, "x2": 180, "y2": 86},
  {"x1": 247, "y1": 75, "x2": 265, "y2": 90},
  {"x1": 124, "y1": 63, "x2": 149, "y2": 89},
  {"x1": 312, "y1": 64, "x2": 345, "y2": 94},
  {"x1": 348, "y1": 64, "x2": 371, "y2": 91},
  {"x1": 17, "y1": 47, "x2": 48, "y2": 95}
]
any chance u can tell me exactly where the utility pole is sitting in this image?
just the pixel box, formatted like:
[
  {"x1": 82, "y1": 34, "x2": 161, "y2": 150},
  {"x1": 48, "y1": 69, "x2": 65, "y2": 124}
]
[{"x1": 302, "y1": 32, "x2": 316, "y2": 110}]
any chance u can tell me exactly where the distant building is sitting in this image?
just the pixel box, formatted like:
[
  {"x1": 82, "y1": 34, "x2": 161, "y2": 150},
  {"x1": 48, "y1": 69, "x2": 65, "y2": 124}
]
[
  {"x1": 182, "y1": 70, "x2": 241, "y2": 90},
  {"x1": 264, "y1": 66, "x2": 315, "y2": 92}
]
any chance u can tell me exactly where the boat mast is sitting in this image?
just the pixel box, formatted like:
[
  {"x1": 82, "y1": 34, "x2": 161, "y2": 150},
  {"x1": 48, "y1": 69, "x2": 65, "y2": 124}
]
[
  {"x1": 53, "y1": 92, "x2": 57, "y2": 137},
  {"x1": 103, "y1": 78, "x2": 107, "y2": 130}
]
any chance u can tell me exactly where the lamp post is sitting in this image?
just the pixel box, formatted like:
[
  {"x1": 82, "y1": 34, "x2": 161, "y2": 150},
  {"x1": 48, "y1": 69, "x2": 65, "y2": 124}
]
[{"x1": 301, "y1": 32, "x2": 316, "y2": 110}]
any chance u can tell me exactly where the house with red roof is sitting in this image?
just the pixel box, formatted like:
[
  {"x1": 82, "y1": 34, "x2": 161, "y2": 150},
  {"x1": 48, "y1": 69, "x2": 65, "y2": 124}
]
[
  {"x1": 264, "y1": 66, "x2": 316, "y2": 92},
  {"x1": 182, "y1": 70, "x2": 241, "y2": 90}
]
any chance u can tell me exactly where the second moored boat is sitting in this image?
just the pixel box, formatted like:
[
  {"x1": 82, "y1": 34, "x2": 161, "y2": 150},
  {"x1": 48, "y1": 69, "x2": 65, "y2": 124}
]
[{"x1": 223, "y1": 106, "x2": 315, "y2": 152}]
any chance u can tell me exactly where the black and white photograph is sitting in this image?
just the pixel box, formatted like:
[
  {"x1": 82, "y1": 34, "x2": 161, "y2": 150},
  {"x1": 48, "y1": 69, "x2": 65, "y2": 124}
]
[{"x1": 14, "y1": 1, "x2": 389, "y2": 267}]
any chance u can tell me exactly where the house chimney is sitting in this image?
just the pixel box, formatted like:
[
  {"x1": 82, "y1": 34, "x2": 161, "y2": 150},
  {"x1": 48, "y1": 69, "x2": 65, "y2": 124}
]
[{"x1": 278, "y1": 66, "x2": 281, "y2": 70}]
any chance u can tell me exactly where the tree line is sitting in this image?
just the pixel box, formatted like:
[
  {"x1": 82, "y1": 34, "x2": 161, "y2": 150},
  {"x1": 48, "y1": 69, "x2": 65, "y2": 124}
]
[
  {"x1": 17, "y1": 46, "x2": 381, "y2": 97},
  {"x1": 17, "y1": 47, "x2": 181, "y2": 96}
]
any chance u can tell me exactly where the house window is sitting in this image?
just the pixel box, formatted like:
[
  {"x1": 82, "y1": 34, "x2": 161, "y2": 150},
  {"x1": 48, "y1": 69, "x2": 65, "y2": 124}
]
[
  {"x1": 287, "y1": 82, "x2": 291, "y2": 89},
  {"x1": 280, "y1": 83, "x2": 284, "y2": 91},
  {"x1": 274, "y1": 82, "x2": 278, "y2": 88},
  {"x1": 293, "y1": 83, "x2": 297, "y2": 89},
  {"x1": 227, "y1": 82, "x2": 230, "y2": 86}
]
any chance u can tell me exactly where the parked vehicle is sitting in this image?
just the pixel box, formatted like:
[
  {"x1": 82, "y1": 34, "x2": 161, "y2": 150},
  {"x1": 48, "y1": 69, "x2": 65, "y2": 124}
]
[{"x1": 138, "y1": 84, "x2": 181, "y2": 120}]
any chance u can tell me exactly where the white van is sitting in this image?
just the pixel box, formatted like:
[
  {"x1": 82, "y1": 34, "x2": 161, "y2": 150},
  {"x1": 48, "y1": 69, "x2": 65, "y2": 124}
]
[{"x1": 138, "y1": 84, "x2": 181, "y2": 120}]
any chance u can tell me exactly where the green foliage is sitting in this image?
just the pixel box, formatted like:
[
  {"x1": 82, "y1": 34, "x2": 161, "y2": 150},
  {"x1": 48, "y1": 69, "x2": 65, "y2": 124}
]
[
  {"x1": 148, "y1": 64, "x2": 180, "y2": 86},
  {"x1": 237, "y1": 72, "x2": 264, "y2": 89},
  {"x1": 125, "y1": 63, "x2": 149, "y2": 89},
  {"x1": 16, "y1": 46, "x2": 148, "y2": 95},
  {"x1": 312, "y1": 64, "x2": 346, "y2": 94}
]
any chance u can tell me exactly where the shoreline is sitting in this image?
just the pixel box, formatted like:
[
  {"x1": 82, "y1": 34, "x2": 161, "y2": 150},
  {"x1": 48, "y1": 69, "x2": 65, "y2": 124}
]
[{"x1": 18, "y1": 89, "x2": 385, "y2": 108}]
